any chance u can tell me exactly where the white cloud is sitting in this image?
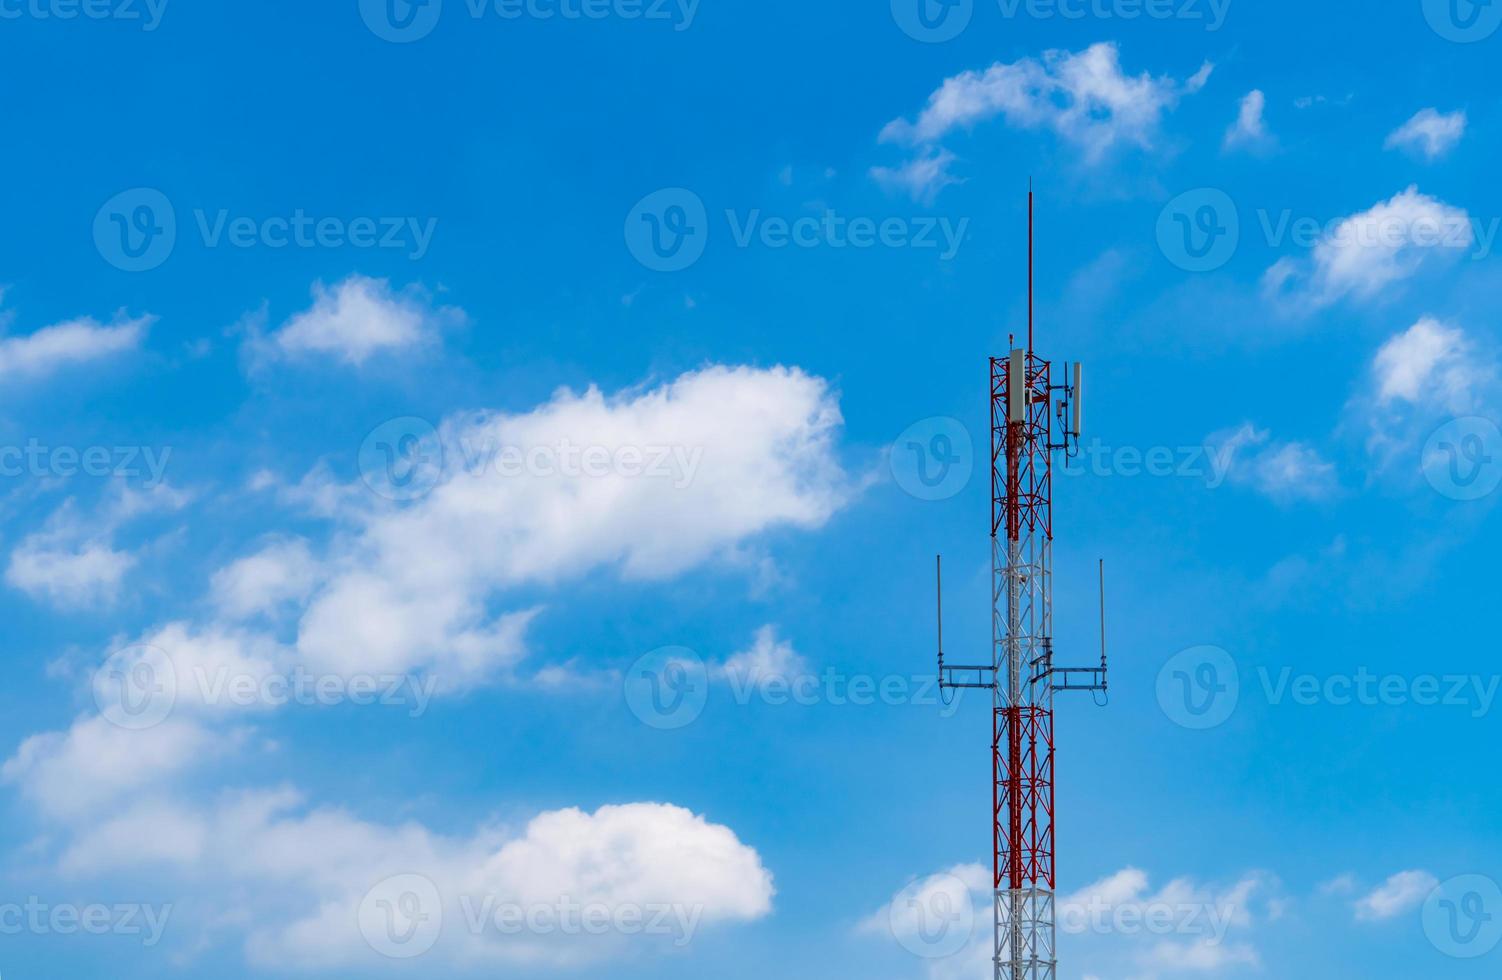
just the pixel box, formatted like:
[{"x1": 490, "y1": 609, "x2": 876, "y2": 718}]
[
  {"x1": 870, "y1": 148, "x2": 959, "y2": 204},
  {"x1": 0, "y1": 313, "x2": 148, "y2": 380},
  {"x1": 717, "y1": 625, "x2": 807, "y2": 690},
  {"x1": 1208, "y1": 424, "x2": 1338, "y2": 502},
  {"x1": 2, "y1": 361, "x2": 846, "y2": 969},
  {"x1": 210, "y1": 538, "x2": 322, "y2": 620},
  {"x1": 1371, "y1": 317, "x2": 1485, "y2": 411},
  {"x1": 295, "y1": 364, "x2": 849, "y2": 686},
  {"x1": 263, "y1": 275, "x2": 458, "y2": 367},
  {"x1": 1355, "y1": 870, "x2": 1437, "y2": 921},
  {"x1": 1319, "y1": 873, "x2": 1358, "y2": 896},
  {"x1": 863, "y1": 864, "x2": 1274, "y2": 980},
  {"x1": 1385, "y1": 109, "x2": 1467, "y2": 161},
  {"x1": 41, "y1": 783, "x2": 774, "y2": 968},
  {"x1": 1263, "y1": 187, "x2": 1473, "y2": 310},
  {"x1": 5, "y1": 539, "x2": 135, "y2": 608},
  {"x1": 859, "y1": 864, "x2": 991, "y2": 980},
  {"x1": 4, "y1": 486, "x2": 190, "y2": 609},
  {"x1": 881, "y1": 43, "x2": 1210, "y2": 159},
  {"x1": 3, "y1": 714, "x2": 221, "y2": 820},
  {"x1": 1355, "y1": 318, "x2": 1497, "y2": 464},
  {"x1": 1224, "y1": 89, "x2": 1273, "y2": 151},
  {"x1": 1058, "y1": 867, "x2": 1270, "y2": 973}
]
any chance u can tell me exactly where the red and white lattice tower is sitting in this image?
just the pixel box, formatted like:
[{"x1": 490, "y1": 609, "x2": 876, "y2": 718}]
[{"x1": 936, "y1": 191, "x2": 1107, "y2": 980}]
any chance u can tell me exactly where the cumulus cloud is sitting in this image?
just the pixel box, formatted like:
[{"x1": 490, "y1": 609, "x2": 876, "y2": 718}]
[
  {"x1": 0, "y1": 312, "x2": 148, "y2": 381},
  {"x1": 210, "y1": 538, "x2": 322, "y2": 620},
  {"x1": 3, "y1": 714, "x2": 222, "y2": 820},
  {"x1": 862, "y1": 864, "x2": 1274, "y2": 979},
  {"x1": 716, "y1": 625, "x2": 807, "y2": 691},
  {"x1": 294, "y1": 364, "x2": 849, "y2": 686},
  {"x1": 1355, "y1": 870, "x2": 1438, "y2": 921},
  {"x1": 1224, "y1": 89, "x2": 1273, "y2": 151},
  {"x1": 5, "y1": 539, "x2": 136, "y2": 608},
  {"x1": 26, "y1": 774, "x2": 775, "y2": 968},
  {"x1": 3, "y1": 360, "x2": 848, "y2": 970},
  {"x1": 259, "y1": 275, "x2": 460, "y2": 367},
  {"x1": 1208, "y1": 423, "x2": 1339, "y2": 502},
  {"x1": 4, "y1": 485, "x2": 190, "y2": 609},
  {"x1": 1385, "y1": 109, "x2": 1467, "y2": 161},
  {"x1": 1370, "y1": 317, "x2": 1487, "y2": 411},
  {"x1": 1354, "y1": 317, "x2": 1497, "y2": 464},
  {"x1": 1262, "y1": 186, "x2": 1473, "y2": 311}
]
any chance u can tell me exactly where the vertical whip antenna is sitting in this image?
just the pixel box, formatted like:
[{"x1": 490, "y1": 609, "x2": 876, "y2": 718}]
[
  {"x1": 1028, "y1": 183, "x2": 1034, "y2": 354},
  {"x1": 936, "y1": 554, "x2": 944, "y2": 674}
]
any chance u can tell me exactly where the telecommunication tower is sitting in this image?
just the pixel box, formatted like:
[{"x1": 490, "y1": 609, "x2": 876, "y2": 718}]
[{"x1": 933, "y1": 191, "x2": 1109, "y2": 980}]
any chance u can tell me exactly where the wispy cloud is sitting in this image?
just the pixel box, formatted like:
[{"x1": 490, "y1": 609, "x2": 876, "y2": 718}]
[
  {"x1": 1224, "y1": 89, "x2": 1274, "y2": 152},
  {"x1": 874, "y1": 43, "x2": 1211, "y2": 200},
  {"x1": 1263, "y1": 186, "x2": 1472, "y2": 311},
  {"x1": 1385, "y1": 108, "x2": 1467, "y2": 161},
  {"x1": 250, "y1": 275, "x2": 462, "y2": 369},
  {"x1": 1355, "y1": 870, "x2": 1438, "y2": 921},
  {"x1": 0, "y1": 312, "x2": 149, "y2": 381}
]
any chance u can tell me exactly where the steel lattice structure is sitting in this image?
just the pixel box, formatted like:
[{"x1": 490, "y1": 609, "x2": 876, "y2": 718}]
[{"x1": 936, "y1": 192, "x2": 1107, "y2": 980}]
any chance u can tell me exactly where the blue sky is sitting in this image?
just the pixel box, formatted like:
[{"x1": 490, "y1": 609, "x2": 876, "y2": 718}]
[{"x1": 1, "y1": 1, "x2": 1500, "y2": 977}]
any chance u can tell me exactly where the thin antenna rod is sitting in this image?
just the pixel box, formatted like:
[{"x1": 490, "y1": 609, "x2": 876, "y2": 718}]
[
  {"x1": 1028, "y1": 185, "x2": 1034, "y2": 353},
  {"x1": 1098, "y1": 559, "x2": 1107, "y2": 674},
  {"x1": 936, "y1": 554, "x2": 944, "y2": 670}
]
